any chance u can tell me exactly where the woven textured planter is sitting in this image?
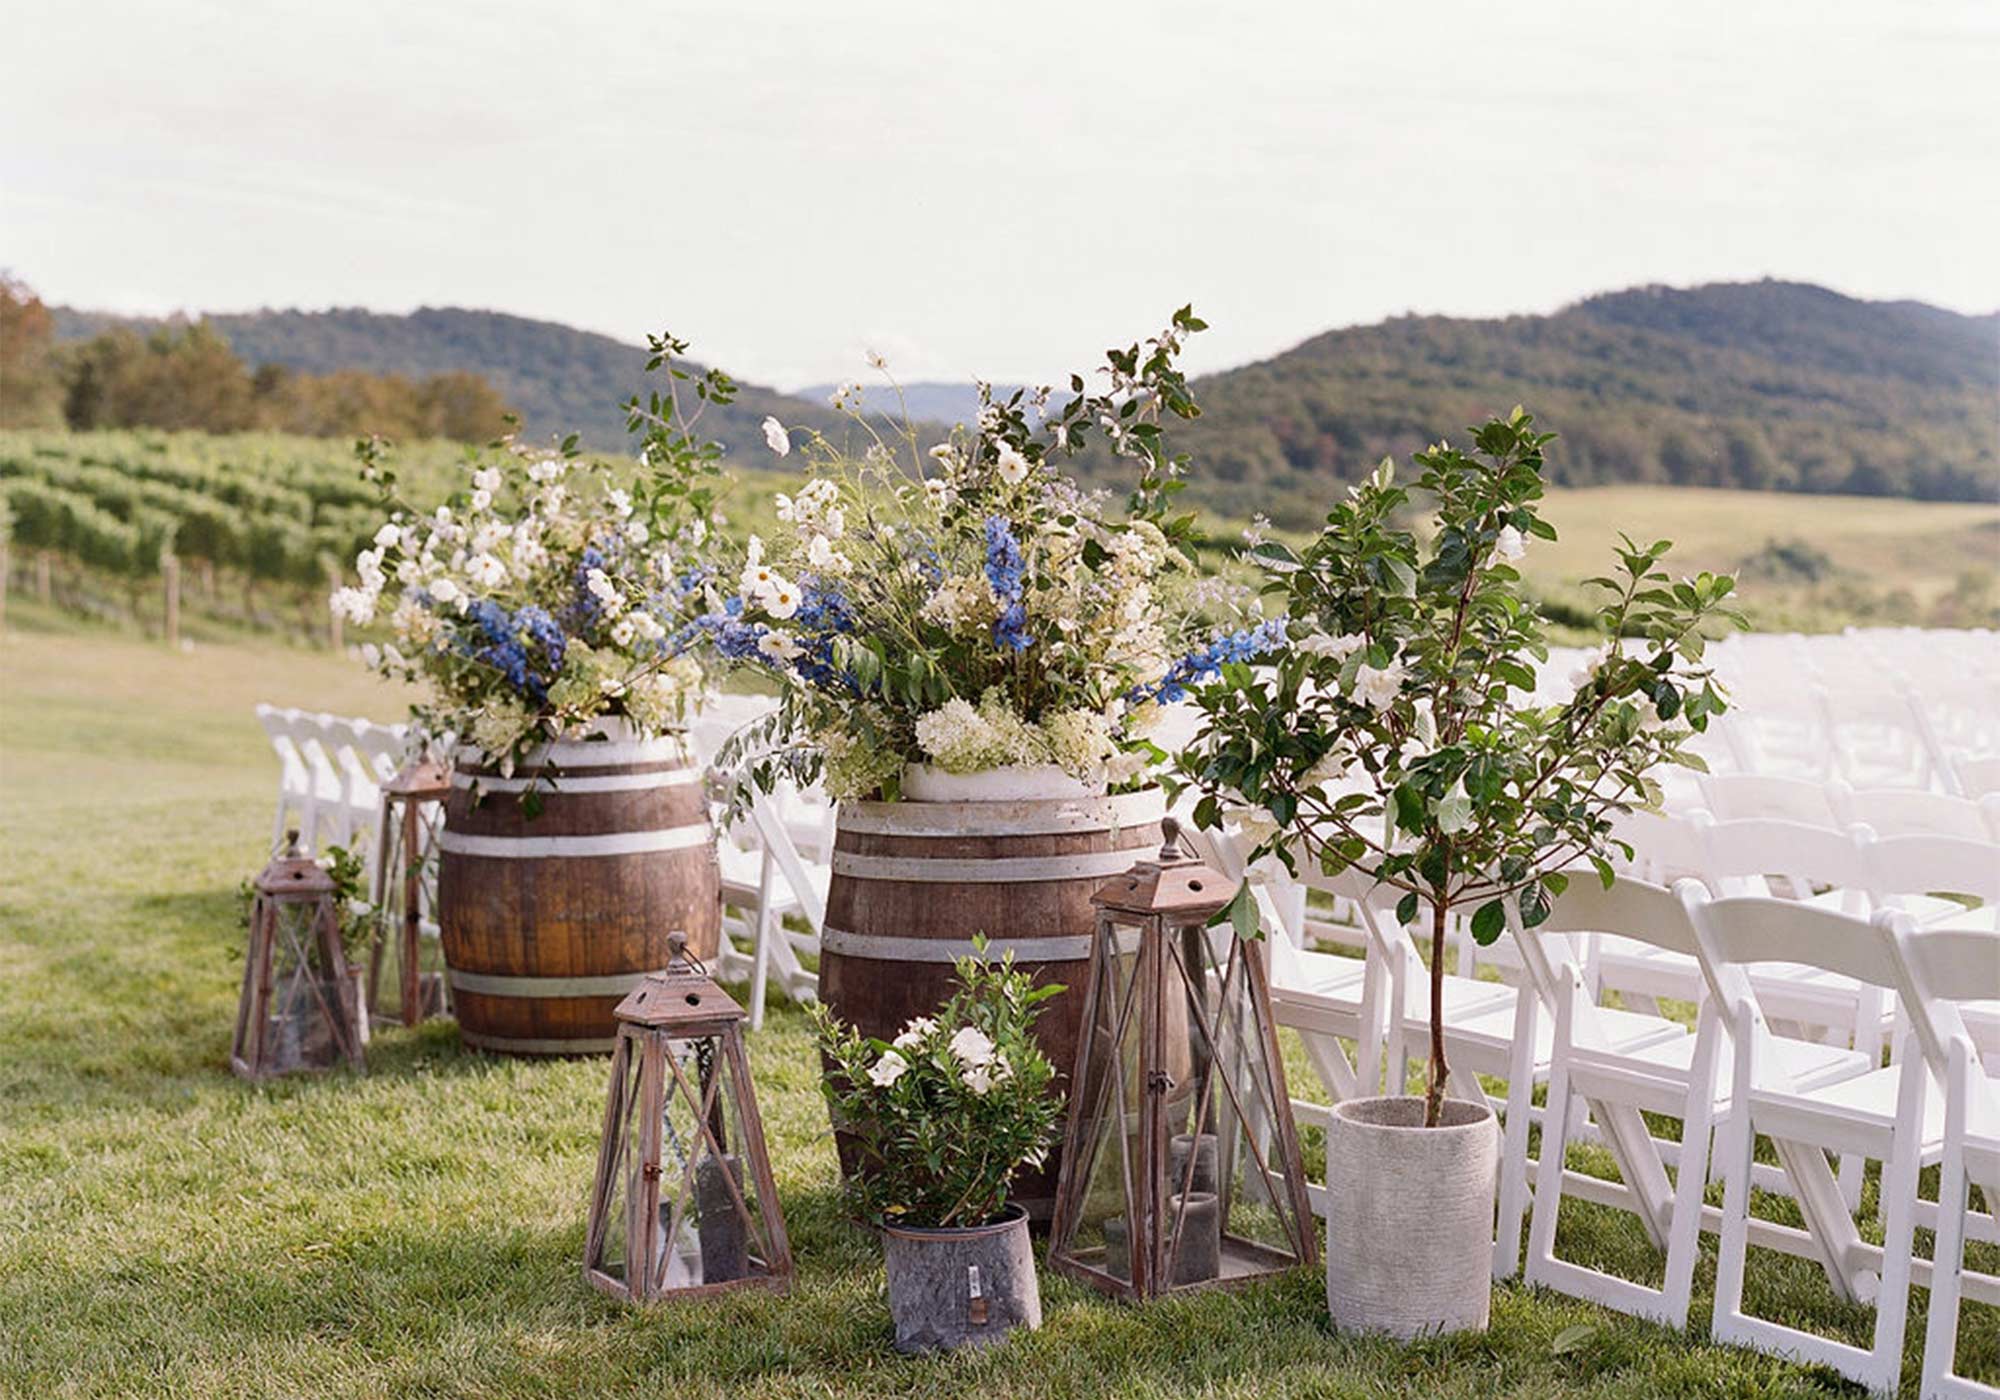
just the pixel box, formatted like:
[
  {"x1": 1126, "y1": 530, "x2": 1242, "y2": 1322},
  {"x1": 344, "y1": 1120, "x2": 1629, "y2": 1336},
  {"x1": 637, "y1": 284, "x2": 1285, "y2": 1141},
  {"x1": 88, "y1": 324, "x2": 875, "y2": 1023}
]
[{"x1": 1326, "y1": 1096, "x2": 1497, "y2": 1338}]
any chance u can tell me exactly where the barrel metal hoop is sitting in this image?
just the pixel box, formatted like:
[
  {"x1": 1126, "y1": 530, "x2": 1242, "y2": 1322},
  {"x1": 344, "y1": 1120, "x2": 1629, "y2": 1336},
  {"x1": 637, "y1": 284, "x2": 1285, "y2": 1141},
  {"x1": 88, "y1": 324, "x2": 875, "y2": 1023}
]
[
  {"x1": 438, "y1": 826, "x2": 709, "y2": 859},
  {"x1": 450, "y1": 768, "x2": 700, "y2": 794},
  {"x1": 448, "y1": 968, "x2": 657, "y2": 998},
  {"x1": 835, "y1": 787, "x2": 1166, "y2": 838},
  {"x1": 458, "y1": 1029, "x2": 621, "y2": 1055},
  {"x1": 829, "y1": 845, "x2": 1155, "y2": 883},
  {"x1": 819, "y1": 927, "x2": 1094, "y2": 962}
]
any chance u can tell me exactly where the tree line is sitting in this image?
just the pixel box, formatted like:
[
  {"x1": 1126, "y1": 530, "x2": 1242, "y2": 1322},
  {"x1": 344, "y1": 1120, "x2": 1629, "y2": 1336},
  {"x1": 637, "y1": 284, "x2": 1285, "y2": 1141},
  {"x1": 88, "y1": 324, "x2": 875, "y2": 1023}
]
[{"x1": 1, "y1": 275, "x2": 514, "y2": 442}]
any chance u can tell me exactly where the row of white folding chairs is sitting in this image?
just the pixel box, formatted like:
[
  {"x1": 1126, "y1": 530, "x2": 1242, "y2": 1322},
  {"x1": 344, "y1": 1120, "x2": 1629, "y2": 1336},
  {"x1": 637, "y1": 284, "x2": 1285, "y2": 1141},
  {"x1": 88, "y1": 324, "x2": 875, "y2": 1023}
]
[
  {"x1": 1700, "y1": 678, "x2": 1995, "y2": 794},
  {"x1": 1696, "y1": 772, "x2": 2000, "y2": 839},
  {"x1": 1243, "y1": 844, "x2": 1999, "y2": 1397},
  {"x1": 1522, "y1": 882, "x2": 2000, "y2": 1397},
  {"x1": 253, "y1": 704, "x2": 414, "y2": 856}
]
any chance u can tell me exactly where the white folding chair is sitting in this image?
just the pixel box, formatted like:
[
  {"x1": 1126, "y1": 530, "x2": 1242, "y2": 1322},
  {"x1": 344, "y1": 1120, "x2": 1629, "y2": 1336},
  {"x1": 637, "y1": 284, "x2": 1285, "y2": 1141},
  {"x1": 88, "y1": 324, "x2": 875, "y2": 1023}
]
[
  {"x1": 1861, "y1": 830, "x2": 2000, "y2": 1069},
  {"x1": 1700, "y1": 772, "x2": 1844, "y2": 828},
  {"x1": 1954, "y1": 755, "x2": 2000, "y2": 803},
  {"x1": 1695, "y1": 897, "x2": 1927, "y2": 1393},
  {"x1": 254, "y1": 704, "x2": 313, "y2": 851},
  {"x1": 1519, "y1": 877, "x2": 1874, "y2": 1328},
  {"x1": 1834, "y1": 781, "x2": 2000, "y2": 842},
  {"x1": 1890, "y1": 925, "x2": 2000, "y2": 1400}
]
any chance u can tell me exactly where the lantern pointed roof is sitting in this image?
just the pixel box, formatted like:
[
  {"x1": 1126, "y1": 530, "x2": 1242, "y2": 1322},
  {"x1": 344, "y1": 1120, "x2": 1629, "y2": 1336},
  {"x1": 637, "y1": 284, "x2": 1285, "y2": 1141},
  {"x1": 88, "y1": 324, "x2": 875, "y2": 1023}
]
[
  {"x1": 254, "y1": 832, "x2": 337, "y2": 896},
  {"x1": 615, "y1": 931, "x2": 746, "y2": 1029},
  {"x1": 1090, "y1": 817, "x2": 1233, "y2": 919}
]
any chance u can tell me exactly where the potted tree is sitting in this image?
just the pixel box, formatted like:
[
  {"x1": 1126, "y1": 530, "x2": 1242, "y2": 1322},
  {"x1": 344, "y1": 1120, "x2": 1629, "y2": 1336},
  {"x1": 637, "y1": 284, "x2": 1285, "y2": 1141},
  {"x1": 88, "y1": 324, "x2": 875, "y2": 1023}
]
[
  {"x1": 1174, "y1": 409, "x2": 1739, "y2": 1337},
  {"x1": 813, "y1": 950, "x2": 1065, "y2": 1353}
]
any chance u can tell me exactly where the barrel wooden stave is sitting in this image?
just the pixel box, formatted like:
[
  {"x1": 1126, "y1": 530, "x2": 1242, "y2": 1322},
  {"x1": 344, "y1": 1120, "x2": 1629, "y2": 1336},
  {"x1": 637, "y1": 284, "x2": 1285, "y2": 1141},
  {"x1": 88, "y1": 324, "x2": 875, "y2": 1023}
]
[
  {"x1": 439, "y1": 740, "x2": 719, "y2": 1056},
  {"x1": 821, "y1": 788, "x2": 1164, "y2": 1215}
]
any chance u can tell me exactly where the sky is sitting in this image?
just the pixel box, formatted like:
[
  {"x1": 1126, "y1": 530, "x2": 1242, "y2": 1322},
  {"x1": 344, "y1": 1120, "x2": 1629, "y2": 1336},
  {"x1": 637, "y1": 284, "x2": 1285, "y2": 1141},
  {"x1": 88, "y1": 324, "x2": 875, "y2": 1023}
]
[{"x1": 5, "y1": 0, "x2": 1997, "y2": 391}]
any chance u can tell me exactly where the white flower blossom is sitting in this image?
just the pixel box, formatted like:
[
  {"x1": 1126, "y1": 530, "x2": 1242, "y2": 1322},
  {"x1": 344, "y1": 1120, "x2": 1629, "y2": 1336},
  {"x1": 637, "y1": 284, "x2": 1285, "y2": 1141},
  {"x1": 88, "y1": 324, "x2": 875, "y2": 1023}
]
[
  {"x1": 948, "y1": 1025, "x2": 996, "y2": 1066},
  {"x1": 607, "y1": 488, "x2": 633, "y2": 519},
  {"x1": 373, "y1": 523, "x2": 401, "y2": 548},
  {"x1": 330, "y1": 586, "x2": 377, "y2": 624},
  {"x1": 762, "y1": 416, "x2": 791, "y2": 457},
  {"x1": 867, "y1": 1049, "x2": 909, "y2": 1088},
  {"x1": 1352, "y1": 659, "x2": 1406, "y2": 711},
  {"x1": 763, "y1": 576, "x2": 800, "y2": 620},
  {"x1": 1297, "y1": 630, "x2": 1366, "y2": 660},
  {"x1": 470, "y1": 489, "x2": 493, "y2": 512},
  {"x1": 962, "y1": 1063, "x2": 996, "y2": 1096},
  {"x1": 467, "y1": 553, "x2": 506, "y2": 589},
  {"x1": 610, "y1": 617, "x2": 637, "y2": 648},
  {"x1": 995, "y1": 445, "x2": 1031, "y2": 485},
  {"x1": 427, "y1": 578, "x2": 460, "y2": 607},
  {"x1": 892, "y1": 1016, "x2": 937, "y2": 1051},
  {"x1": 1491, "y1": 524, "x2": 1527, "y2": 565},
  {"x1": 756, "y1": 631, "x2": 803, "y2": 662}
]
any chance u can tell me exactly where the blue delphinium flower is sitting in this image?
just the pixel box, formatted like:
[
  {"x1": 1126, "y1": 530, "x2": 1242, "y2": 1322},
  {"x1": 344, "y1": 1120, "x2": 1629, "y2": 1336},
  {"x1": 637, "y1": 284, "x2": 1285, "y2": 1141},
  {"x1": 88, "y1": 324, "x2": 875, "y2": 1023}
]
[
  {"x1": 1137, "y1": 616, "x2": 1291, "y2": 705},
  {"x1": 459, "y1": 598, "x2": 553, "y2": 705},
  {"x1": 983, "y1": 516, "x2": 1032, "y2": 652}
]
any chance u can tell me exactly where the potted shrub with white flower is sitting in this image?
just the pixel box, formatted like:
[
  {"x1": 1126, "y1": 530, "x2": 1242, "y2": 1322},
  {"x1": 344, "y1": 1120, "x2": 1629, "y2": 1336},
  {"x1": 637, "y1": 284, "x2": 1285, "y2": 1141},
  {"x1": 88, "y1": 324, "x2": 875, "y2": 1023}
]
[
  {"x1": 814, "y1": 950, "x2": 1065, "y2": 1353},
  {"x1": 1173, "y1": 409, "x2": 1740, "y2": 1338},
  {"x1": 706, "y1": 309, "x2": 1278, "y2": 1207},
  {"x1": 333, "y1": 335, "x2": 736, "y2": 1052}
]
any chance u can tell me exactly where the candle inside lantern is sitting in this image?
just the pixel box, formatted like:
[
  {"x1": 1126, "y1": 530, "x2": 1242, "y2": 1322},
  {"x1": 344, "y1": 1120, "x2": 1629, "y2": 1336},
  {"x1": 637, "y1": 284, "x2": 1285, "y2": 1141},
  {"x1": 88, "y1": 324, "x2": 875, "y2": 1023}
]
[
  {"x1": 1170, "y1": 1131, "x2": 1218, "y2": 1195},
  {"x1": 1102, "y1": 1213, "x2": 1131, "y2": 1281},
  {"x1": 696, "y1": 1153, "x2": 749, "y2": 1283},
  {"x1": 1169, "y1": 1191, "x2": 1222, "y2": 1285}
]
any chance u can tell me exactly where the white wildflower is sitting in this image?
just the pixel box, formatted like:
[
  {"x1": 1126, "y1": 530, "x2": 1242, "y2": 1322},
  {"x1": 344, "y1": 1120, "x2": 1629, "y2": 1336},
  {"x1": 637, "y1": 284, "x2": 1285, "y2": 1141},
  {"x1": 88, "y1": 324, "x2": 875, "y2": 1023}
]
[
  {"x1": 1491, "y1": 524, "x2": 1527, "y2": 565},
  {"x1": 756, "y1": 631, "x2": 803, "y2": 662},
  {"x1": 373, "y1": 522, "x2": 400, "y2": 548},
  {"x1": 995, "y1": 445, "x2": 1031, "y2": 485},
  {"x1": 467, "y1": 553, "x2": 506, "y2": 589},
  {"x1": 610, "y1": 617, "x2": 637, "y2": 648},
  {"x1": 470, "y1": 488, "x2": 492, "y2": 512},
  {"x1": 764, "y1": 576, "x2": 800, "y2": 620},
  {"x1": 427, "y1": 578, "x2": 460, "y2": 607},
  {"x1": 607, "y1": 488, "x2": 633, "y2": 519},
  {"x1": 962, "y1": 1063, "x2": 996, "y2": 1096},
  {"x1": 762, "y1": 416, "x2": 791, "y2": 457}
]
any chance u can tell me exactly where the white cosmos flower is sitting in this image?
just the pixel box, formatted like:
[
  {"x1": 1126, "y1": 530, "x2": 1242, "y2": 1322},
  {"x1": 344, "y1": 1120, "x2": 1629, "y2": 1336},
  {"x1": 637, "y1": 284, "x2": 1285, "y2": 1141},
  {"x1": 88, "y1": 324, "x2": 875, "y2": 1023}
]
[
  {"x1": 610, "y1": 617, "x2": 637, "y2": 647},
  {"x1": 806, "y1": 534, "x2": 845, "y2": 572},
  {"x1": 762, "y1": 416, "x2": 791, "y2": 457},
  {"x1": 756, "y1": 631, "x2": 803, "y2": 662},
  {"x1": 1297, "y1": 630, "x2": 1366, "y2": 660},
  {"x1": 764, "y1": 576, "x2": 800, "y2": 620},
  {"x1": 1352, "y1": 659, "x2": 1406, "y2": 711},
  {"x1": 948, "y1": 1025, "x2": 996, "y2": 1066},
  {"x1": 995, "y1": 445, "x2": 1030, "y2": 485},
  {"x1": 467, "y1": 553, "x2": 506, "y2": 589},
  {"x1": 867, "y1": 1049, "x2": 909, "y2": 1087},
  {"x1": 1491, "y1": 524, "x2": 1527, "y2": 565}
]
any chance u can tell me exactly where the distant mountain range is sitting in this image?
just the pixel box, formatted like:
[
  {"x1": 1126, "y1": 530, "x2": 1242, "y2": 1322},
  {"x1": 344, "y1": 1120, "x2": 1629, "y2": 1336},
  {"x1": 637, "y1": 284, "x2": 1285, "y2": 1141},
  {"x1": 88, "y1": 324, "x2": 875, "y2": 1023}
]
[
  {"x1": 52, "y1": 281, "x2": 1998, "y2": 517},
  {"x1": 794, "y1": 382, "x2": 1030, "y2": 430}
]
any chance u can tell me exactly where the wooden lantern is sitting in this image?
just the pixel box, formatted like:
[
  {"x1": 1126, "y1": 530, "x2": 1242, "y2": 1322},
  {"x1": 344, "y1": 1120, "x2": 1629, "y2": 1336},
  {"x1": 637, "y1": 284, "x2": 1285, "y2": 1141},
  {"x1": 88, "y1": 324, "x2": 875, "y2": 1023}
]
[
  {"x1": 231, "y1": 832, "x2": 367, "y2": 1080},
  {"x1": 584, "y1": 932, "x2": 793, "y2": 1303},
  {"x1": 366, "y1": 754, "x2": 452, "y2": 1029},
  {"x1": 1047, "y1": 816, "x2": 1317, "y2": 1300}
]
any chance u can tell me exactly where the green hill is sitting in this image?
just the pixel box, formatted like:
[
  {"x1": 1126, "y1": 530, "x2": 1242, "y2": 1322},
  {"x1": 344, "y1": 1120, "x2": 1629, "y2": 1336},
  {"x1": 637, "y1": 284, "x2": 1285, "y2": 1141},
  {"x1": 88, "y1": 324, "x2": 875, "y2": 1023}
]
[
  {"x1": 53, "y1": 281, "x2": 1998, "y2": 516},
  {"x1": 48, "y1": 305, "x2": 854, "y2": 459},
  {"x1": 1173, "y1": 280, "x2": 1998, "y2": 525}
]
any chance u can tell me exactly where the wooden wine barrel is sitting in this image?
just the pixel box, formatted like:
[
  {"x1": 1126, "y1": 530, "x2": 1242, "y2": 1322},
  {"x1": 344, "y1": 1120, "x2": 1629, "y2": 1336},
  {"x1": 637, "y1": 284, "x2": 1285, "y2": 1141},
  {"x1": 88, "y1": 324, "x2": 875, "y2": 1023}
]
[
  {"x1": 821, "y1": 785, "x2": 1166, "y2": 1217},
  {"x1": 438, "y1": 727, "x2": 719, "y2": 1056}
]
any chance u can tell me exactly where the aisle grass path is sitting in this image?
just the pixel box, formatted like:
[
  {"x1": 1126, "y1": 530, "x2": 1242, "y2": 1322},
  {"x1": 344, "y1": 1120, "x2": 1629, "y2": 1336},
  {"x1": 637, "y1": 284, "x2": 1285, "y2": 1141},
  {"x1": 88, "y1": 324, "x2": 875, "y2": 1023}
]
[{"x1": 1, "y1": 613, "x2": 1991, "y2": 1397}]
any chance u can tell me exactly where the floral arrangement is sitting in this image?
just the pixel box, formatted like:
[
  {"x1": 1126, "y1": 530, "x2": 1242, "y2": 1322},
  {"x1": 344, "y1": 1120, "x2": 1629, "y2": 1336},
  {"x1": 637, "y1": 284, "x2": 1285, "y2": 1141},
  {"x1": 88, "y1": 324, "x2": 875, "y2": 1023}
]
[
  {"x1": 332, "y1": 336, "x2": 730, "y2": 784},
  {"x1": 708, "y1": 308, "x2": 1275, "y2": 804},
  {"x1": 1173, "y1": 410, "x2": 1742, "y2": 1125},
  {"x1": 813, "y1": 951, "x2": 1065, "y2": 1228}
]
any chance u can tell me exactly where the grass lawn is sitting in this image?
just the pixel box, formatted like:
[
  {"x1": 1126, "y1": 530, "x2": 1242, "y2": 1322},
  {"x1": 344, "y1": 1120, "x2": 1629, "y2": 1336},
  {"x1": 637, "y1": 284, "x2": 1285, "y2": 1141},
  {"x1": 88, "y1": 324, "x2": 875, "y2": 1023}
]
[{"x1": 2, "y1": 609, "x2": 1995, "y2": 1398}]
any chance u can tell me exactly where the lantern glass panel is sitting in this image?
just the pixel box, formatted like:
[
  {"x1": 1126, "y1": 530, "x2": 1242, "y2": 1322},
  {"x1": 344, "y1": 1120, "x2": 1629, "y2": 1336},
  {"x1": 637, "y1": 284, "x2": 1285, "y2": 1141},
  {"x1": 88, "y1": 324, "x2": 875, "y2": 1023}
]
[
  {"x1": 586, "y1": 1039, "x2": 646, "y2": 1294},
  {"x1": 1058, "y1": 913, "x2": 1151, "y2": 1287},
  {"x1": 644, "y1": 1031, "x2": 778, "y2": 1292},
  {"x1": 1160, "y1": 922, "x2": 1309, "y2": 1287},
  {"x1": 263, "y1": 897, "x2": 355, "y2": 1075},
  {"x1": 366, "y1": 787, "x2": 449, "y2": 1028}
]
